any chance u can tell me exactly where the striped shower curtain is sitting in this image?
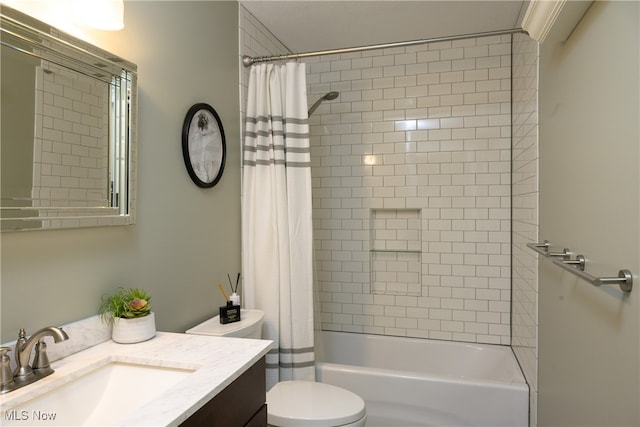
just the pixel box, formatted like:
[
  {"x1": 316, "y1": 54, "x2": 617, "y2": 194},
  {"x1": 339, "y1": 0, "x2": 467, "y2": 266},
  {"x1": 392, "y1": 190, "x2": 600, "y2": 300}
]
[{"x1": 242, "y1": 62, "x2": 315, "y2": 389}]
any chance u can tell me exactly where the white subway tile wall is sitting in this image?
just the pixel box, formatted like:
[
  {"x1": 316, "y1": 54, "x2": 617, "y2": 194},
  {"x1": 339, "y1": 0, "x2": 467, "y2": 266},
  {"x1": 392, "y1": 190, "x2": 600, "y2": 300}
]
[
  {"x1": 511, "y1": 32, "x2": 539, "y2": 427},
  {"x1": 307, "y1": 35, "x2": 513, "y2": 345}
]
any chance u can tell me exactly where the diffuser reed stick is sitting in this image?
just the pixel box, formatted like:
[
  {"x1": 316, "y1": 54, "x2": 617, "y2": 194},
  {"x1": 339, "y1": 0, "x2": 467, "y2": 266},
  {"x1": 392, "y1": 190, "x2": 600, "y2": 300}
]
[{"x1": 217, "y1": 283, "x2": 230, "y2": 302}]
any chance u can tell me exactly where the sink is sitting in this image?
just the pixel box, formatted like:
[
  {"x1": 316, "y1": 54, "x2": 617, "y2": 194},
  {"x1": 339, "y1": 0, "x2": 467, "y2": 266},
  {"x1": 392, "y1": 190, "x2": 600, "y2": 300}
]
[{"x1": 2, "y1": 361, "x2": 195, "y2": 426}]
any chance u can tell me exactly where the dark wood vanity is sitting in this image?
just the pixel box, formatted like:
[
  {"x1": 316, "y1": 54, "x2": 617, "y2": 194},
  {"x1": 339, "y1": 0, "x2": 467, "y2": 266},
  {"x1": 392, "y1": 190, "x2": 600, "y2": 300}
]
[{"x1": 180, "y1": 357, "x2": 266, "y2": 426}]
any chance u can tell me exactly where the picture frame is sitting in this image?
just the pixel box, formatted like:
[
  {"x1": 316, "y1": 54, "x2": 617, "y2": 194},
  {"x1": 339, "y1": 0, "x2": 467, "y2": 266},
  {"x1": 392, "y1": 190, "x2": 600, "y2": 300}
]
[{"x1": 181, "y1": 103, "x2": 226, "y2": 188}]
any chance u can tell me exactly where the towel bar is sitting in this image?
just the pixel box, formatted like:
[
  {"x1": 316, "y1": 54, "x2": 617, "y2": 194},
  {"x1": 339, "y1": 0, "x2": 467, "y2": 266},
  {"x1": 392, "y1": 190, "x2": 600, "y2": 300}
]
[
  {"x1": 560, "y1": 255, "x2": 585, "y2": 271},
  {"x1": 526, "y1": 242, "x2": 633, "y2": 292}
]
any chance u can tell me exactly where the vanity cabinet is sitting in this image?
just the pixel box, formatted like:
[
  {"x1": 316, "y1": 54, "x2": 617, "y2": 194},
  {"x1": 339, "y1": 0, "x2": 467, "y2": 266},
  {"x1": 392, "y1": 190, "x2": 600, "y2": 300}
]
[{"x1": 180, "y1": 357, "x2": 266, "y2": 426}]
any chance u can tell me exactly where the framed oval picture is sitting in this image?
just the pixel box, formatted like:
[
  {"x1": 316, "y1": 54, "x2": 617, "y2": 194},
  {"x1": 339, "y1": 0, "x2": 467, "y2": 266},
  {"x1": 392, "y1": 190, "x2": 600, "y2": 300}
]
[{"x1": 182, "y1": 103, "x2": 226, "y2": 188}]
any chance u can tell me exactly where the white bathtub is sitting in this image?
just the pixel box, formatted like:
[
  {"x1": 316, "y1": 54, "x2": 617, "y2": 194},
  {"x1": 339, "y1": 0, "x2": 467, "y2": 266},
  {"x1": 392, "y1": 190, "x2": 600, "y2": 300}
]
[{"x1": 315, "y1": 331, "x2": 528, "y2": 427}]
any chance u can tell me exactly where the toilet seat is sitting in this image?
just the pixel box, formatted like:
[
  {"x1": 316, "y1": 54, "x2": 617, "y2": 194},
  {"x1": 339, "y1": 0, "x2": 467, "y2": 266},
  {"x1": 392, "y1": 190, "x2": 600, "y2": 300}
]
[{"x1": 267, "y1": 381, "x2": 366, "y2": 427}]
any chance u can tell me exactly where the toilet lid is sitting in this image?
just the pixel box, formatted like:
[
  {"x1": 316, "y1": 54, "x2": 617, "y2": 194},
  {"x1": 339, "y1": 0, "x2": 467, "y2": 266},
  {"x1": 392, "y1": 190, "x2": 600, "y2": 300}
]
[{"x1": 267, "y1": 381, "x2": 366, "y2": 427}]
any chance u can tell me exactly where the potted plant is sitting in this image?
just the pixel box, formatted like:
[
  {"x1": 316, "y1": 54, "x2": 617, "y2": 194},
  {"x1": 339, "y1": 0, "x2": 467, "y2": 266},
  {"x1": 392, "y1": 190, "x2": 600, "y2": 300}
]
[{"x1": 99, "y1": 287, "x2": 156, "y2": 344}]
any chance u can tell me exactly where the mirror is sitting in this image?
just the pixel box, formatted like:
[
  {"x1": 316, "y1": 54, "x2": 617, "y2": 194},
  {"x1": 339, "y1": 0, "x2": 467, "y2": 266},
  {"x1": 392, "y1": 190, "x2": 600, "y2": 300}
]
[{"x1": 0, "y1": 5, "x2": 137, "y2": 231}]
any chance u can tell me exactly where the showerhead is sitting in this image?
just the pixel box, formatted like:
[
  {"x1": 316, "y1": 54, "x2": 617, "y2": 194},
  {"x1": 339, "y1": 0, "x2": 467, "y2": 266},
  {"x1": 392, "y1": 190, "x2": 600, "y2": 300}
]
[
  {"x1": 324, "y1": 91, "x2": 339, "y2": 101},
  {"x1": 308, "y1": 91, "x2": 340, "y2": 117}
]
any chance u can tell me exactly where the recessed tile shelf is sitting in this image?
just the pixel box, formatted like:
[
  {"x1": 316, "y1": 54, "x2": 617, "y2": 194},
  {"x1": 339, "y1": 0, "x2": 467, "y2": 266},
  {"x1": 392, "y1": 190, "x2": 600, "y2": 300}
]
[
  {"x1": 370, "y1": 209, "x2": 422, "y2": 296},
  {"x1": 370, "y1": 249, "x2": 421, "y2": 253}
]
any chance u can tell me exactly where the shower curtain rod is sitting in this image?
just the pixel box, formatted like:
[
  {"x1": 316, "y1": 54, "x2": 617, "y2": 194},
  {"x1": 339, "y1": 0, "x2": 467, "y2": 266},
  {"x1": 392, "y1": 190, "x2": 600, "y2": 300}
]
[{"x1": 242, "y1": 28, "x2": 526, "y2": 67}]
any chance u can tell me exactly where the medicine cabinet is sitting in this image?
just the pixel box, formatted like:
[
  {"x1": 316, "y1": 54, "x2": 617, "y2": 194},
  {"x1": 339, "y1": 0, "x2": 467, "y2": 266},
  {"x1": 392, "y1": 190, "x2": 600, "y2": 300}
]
[{"x1": 0, "y1": 5, "x2": 137, "y2": 231}]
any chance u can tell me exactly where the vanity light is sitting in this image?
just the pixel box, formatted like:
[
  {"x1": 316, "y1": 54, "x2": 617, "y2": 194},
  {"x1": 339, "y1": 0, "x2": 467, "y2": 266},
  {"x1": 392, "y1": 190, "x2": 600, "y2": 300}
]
[
  {"x1": 3, "y1": 0, "x2": 124, "y2": 31},
  {"x1": 1, "y1": 0, "x2": 67, "y2": 28},
  {"x1": 72, "y1": 0, "x2": 124, "y2": 31}
]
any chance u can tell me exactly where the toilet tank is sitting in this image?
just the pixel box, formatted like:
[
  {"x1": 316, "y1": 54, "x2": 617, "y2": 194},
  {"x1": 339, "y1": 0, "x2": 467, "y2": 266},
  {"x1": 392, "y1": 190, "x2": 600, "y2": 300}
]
[{"x1": 185, "y1": 309, "x2": 264, "y2": 339}]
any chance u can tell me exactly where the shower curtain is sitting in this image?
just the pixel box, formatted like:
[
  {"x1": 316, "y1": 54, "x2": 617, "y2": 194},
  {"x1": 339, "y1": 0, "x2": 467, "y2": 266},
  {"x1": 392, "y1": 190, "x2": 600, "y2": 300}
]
[{"x1": 242, "y1": 62, "x2": 315, "y2": 389}]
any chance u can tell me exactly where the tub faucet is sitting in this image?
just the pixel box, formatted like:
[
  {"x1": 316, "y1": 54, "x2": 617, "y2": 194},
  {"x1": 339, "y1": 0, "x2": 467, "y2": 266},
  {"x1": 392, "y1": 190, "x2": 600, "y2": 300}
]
[{"x1": 10, "y1": 326, "x2": 69, "y2": 390}]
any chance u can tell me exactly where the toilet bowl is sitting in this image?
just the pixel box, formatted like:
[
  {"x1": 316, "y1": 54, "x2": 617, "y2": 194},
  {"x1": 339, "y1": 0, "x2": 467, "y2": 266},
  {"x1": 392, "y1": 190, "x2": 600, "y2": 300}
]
[{"x1": 186, "y1": 309, "x2": 367, "y2": 427}]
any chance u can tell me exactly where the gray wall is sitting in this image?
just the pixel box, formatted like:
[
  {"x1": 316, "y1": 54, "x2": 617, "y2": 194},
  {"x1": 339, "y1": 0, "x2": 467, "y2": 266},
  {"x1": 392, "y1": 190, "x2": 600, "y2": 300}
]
[
  {"x1": 538, "y1": 1, "x2": 639, "y2": 425},
  {"x1": 1, "y1": 1, "x2": 241, "y2": 341}
]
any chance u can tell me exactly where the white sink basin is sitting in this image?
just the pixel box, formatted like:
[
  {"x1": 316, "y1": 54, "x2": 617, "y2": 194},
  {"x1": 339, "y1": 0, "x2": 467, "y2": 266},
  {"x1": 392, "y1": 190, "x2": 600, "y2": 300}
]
[{"x1": 2, "y1": 361, "x2": 194, "y2": 426}]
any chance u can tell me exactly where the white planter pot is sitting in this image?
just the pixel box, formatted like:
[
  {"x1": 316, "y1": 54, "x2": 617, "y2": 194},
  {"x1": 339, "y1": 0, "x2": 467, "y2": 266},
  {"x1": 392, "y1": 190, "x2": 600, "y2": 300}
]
[{"x1": 111, "y1": 312, "x2": 156, "y2": 344}]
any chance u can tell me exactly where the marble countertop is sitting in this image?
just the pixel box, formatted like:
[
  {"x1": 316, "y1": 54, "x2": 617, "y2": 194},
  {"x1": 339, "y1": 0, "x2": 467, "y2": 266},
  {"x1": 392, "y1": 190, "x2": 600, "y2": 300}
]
[{"x1": 0, "y1": 332, "x2": 272, "y2": 426}]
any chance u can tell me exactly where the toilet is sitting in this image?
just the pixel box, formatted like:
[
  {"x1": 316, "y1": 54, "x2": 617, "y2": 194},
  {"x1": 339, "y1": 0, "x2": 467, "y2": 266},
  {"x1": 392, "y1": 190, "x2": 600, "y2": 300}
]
[{"x1": 186, "y1": 309, "x2": 367, "y2": 427}]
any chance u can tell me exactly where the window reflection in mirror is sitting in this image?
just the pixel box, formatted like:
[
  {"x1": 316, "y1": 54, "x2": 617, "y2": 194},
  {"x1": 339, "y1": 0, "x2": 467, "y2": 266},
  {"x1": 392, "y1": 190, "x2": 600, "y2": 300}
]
[{"x1": 0, "y1": 5, "x2": 136, "y2": 231}]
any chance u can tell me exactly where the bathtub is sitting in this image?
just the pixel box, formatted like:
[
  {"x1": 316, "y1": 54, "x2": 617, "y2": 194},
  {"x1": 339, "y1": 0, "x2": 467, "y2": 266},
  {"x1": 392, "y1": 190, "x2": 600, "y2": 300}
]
[{"x1": 315, "y1": 331, "x2": 528, "y2": 427}]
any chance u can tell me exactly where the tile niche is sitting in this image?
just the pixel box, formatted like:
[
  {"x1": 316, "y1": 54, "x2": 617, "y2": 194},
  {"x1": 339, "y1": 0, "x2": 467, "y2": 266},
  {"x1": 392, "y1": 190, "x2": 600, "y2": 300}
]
[{"x1": 370, "y1": 208, "x2": 421, "y2": 296}]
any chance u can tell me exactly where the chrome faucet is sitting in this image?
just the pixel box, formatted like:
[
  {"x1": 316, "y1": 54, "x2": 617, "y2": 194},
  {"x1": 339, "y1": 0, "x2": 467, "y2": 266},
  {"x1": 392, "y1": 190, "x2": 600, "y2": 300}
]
[{"x1": 1, "y1": 326, "x2": 69, "y2": 393}]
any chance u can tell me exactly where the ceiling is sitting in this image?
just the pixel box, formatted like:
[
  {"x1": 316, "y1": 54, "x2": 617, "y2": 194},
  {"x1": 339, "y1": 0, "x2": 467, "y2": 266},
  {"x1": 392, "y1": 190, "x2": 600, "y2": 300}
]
[{"x1": 240, "y1": 1, "x2": 529, "y2": 53}]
